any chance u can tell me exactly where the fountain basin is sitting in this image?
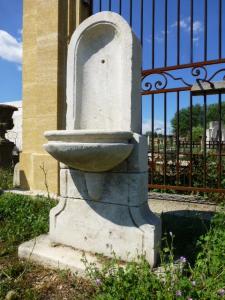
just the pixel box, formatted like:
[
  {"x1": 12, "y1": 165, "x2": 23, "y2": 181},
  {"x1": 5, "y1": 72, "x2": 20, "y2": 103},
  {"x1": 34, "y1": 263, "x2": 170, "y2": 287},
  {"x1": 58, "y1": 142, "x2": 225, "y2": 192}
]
[{"x1": 44, "y1": 130, "x2": 133, "y2": 172}]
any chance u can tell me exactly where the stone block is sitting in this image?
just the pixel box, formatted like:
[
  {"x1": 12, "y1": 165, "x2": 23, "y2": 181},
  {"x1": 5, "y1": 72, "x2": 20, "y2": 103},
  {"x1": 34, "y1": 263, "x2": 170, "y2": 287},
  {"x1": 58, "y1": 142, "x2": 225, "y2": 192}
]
[
  {"x1": 60, "y1": 168, "x2": 148, "y2": 206},
  {"x1": 49, "y1": 198, "x2": 160, "y2": 266},
  {"x1": 18, "y1": 234, "x2": 101, "y2": 276},
  {"x1": 127, "y1": 133, "x2": 148, "y2": 172}
]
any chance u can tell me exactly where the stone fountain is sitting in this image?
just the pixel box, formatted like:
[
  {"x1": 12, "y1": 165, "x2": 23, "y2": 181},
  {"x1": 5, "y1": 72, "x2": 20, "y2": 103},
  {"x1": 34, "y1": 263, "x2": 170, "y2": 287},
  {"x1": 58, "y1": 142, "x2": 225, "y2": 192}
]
[
  {"x1": 19, "y1": 12, "x2": 161, "y2": 272},
  {"x1": 0, "y1": 104, "x2": 18, "y2": 168}
]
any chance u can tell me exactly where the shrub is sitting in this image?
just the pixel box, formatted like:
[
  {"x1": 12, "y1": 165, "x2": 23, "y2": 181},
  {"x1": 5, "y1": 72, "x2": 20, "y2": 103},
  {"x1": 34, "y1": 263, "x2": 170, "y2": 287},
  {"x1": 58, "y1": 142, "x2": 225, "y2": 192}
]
[{"x1": 0, "y1": 168, "x2": 13, "y2": 190}]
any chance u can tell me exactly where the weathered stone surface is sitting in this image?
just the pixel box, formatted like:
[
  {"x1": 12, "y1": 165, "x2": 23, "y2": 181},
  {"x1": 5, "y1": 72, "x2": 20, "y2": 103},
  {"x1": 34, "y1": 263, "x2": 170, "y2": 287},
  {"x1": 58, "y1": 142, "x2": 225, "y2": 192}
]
[
  {"x1": 18, "y1": 234, "x2": 101, "y2": 276},
  {"x1": 19, "y1": 11, "x2": 161, "y2": 271},
  {"x1": 13, "y1": 163, "x2": 20, "y2": 188},
  {"x1": 49, "y1": 199, "x2": 160, "y2": 266},
  {"x1": 66, "y1": 12, "x2": 141, "y2": 133},
  {"x1": 191, "y1": 80, "x2": 225, "y2": 95},
  {"x1": 44, "y1": 131, "x2": 134, "y2": 172},
  {"x1": 60, "y1": 168, "x2": 148, "y2": 206}
]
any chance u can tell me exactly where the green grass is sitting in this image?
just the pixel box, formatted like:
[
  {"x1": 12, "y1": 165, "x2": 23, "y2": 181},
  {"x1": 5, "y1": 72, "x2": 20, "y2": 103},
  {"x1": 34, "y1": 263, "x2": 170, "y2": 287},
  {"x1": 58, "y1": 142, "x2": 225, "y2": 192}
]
[
  {"x1": 0, "y1": 192, "x2": 224, "y2": 299},
  {"x1": 86, "y1": 207, "x2": 225, "y2": 300},
  {"x1": 0, "y1": 193, "x2": 55, "y2": 255}
]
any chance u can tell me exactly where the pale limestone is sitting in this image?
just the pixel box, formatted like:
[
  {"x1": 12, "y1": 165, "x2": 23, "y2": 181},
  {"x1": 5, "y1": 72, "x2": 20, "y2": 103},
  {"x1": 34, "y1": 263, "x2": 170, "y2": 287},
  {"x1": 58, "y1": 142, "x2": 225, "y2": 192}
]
[
  {"x1": 44, "y1": 130, "x2": 134, "y2": 172},
  {"x1": 19, "y1": 12, "x2": 161, "y2": 271},
  {"x1": 60, "y1": 168, "x2": 148, "y2": 206},
  {"x1": 191, "y1": 80, "x2": 225, "y2": 95},
  {"x1": 66, "y1": 12, "x2": 141, "y2": 133},
  {"x1": 48, "y1": 199, "x2": 160, "y2": 265},
  {"x1": 18, "y1": 234, "x2": 101, "y2": 276}
]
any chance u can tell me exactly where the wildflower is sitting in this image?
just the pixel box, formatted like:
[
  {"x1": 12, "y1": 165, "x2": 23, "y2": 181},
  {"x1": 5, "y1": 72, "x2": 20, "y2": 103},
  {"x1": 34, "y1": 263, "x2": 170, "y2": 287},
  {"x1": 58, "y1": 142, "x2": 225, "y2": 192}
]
[
  {"x1": 169, "y1": 231, "x2": 173, "y2": 237},
  {"x1": 218, "y1": 288, "x2": 225, "y2": 296},
  {"x1": 179, "y1": 256, "x2": 186, "y2": 263},
  {"x1": 175, "y1": 290, "x2": 182, "y2": 297},
  {"x1": 191, "y1": 280, "x2": 196, "y2": 286},
  {"x1": 96, "y1": 278, "x2": 102, "y2": 286},
  {"x1": 187, "y1": 298, "x2": 193, "y2": 300}
]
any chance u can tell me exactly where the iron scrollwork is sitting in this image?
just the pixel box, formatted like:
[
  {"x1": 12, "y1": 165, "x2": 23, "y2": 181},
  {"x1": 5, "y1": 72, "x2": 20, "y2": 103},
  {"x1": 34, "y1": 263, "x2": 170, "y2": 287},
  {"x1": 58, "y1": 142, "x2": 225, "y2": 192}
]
[{"x1": 142, "y1": 64, "x2": 225, "y2": 93}]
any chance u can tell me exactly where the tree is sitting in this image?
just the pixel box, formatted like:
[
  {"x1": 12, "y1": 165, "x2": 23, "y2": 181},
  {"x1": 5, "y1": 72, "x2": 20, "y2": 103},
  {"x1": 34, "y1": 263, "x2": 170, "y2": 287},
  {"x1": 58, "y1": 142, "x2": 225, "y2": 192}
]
[
  {"x1": 192, "y1": 126, "x2": 203, "y2": 142},
  {"x1": 171, "y1": 102, "x2": 225, "y2": 137}
]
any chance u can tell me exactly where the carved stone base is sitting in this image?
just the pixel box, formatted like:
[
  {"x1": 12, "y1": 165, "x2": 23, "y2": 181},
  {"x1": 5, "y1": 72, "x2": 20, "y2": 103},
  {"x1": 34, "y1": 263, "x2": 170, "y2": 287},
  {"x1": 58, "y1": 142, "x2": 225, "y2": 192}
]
[
  {"x1": 49, "y1": 197, "x2": 161, "y2": 266},
  {"x1": 18, "y1": 234, "x2": 100, "y2": 275}
]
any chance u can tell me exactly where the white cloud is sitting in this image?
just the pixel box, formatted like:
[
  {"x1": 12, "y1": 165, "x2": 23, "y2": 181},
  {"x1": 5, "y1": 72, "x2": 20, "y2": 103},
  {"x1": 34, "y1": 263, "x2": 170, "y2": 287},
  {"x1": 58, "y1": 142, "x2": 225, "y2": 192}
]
[
  {"x1": 193, "y1": 21, "x2": 203, "y2": 33},
  {"x1": 171, "y1": 18, "x2": 203, "y2": 34},
  {"x1": 0, "y1": 30, "x2": 22, "y2": 64}
]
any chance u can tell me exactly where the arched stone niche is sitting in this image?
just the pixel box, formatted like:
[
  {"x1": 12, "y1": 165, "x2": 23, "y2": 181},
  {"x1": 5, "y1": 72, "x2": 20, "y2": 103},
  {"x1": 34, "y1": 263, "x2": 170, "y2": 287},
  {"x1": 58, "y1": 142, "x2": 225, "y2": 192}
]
[{"x1": 66, "y1": 12, "x2": 142, "y2": 133}]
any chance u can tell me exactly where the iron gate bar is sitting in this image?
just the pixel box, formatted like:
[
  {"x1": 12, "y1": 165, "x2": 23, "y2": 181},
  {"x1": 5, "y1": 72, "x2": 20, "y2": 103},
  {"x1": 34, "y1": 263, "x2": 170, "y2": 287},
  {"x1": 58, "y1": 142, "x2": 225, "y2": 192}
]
[
  {"x1": 142, "y1": 59, "x2": 225, "y2": 76},
  {"x1": 164, "y1": 0, "x2": 168, "y2": 68},
  {"x1": 164, "y1": 93, "x2": 167, "y2": 185},
  {"x1": 204, "y1": 0, "x2": 208, "y2": 61},
  {"x1": 178, "y1": 152, "x2": 225, "y2": 157},
  {"x1": 219, "y1": 93, "x2": 222, "y2": 188},
  {"x1": 151, "y1": 94, "x2": 154, "y2": 185},
  {"x1": 190, "y1": 0, "x2": 193, "y2": 63},
  {"x1": 142, "y1": 86, "x2": 190, "y2": 95},
  {"x1": 189, "y1": 94, "x2": 193, "y2": 186},
  {"x1": 140, "y1": 0, "x2": 143, "y2": 45},
  {"x1": 203, "y1": 94, "x2": 207, "y2": 187},
  {"x1": 152, "y1": 0, "x2": 155, "y2": 69},
  {"x1": 219, "y1": 0, "x2": 222, "y2": 59},
  {"x1": 130, "y1": 0, "x2": 133, "y2": 26},
  {"x1": 149, "y1": 184, "x2": 225, "y2": 194},
  {"x1": 176, "y1": 91, "x2": 180, "y2": 185},
  {"x1": 177, "y1": 0, "x2": 180, "y2": 65}
]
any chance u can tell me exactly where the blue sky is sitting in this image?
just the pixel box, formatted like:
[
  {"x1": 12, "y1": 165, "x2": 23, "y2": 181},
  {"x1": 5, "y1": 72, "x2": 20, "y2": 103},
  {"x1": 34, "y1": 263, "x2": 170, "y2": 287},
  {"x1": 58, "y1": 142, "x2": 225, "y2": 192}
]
[
  {"x1": 0, "y1": 0, "x2": 22, "y2": 102},
  {"x1": 0, "y1": 0, "x2": 224, "y2": 133},
  {"x1": 93, "y1": 0, "x2": 225, "y2": 133}
]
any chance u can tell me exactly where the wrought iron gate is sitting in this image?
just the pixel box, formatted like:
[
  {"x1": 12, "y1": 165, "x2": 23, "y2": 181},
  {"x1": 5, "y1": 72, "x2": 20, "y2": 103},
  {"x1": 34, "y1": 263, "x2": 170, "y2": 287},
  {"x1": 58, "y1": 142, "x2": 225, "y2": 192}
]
[{"x1": 91, "y1": 0, "x2": 225, "y2": 193}]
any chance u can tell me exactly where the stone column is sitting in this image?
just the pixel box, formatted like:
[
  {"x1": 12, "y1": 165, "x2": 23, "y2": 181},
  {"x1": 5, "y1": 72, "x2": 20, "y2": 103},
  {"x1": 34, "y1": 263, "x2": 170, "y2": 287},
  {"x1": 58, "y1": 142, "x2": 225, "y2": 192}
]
[{"x1": 20, "y1": 0, "x2": 90, "y2": 194}]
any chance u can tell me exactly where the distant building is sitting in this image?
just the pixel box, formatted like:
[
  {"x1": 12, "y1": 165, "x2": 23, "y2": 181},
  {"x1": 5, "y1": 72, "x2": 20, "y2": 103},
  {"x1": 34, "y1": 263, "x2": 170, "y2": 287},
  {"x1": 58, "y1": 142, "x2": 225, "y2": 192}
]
[
  {"x1": 2, "y1": 101, "x2": 22, "y2": 151},
  {"x1": 206, "y1": 121, "x2": 225, "y2": 142}
]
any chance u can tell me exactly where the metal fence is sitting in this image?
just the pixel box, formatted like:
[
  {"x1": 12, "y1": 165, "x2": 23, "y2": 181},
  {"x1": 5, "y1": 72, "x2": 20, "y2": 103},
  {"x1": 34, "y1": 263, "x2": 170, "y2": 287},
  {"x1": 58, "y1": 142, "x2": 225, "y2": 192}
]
[{"x1": 91, "y1": 0, "x2": 225, "y2": 193}]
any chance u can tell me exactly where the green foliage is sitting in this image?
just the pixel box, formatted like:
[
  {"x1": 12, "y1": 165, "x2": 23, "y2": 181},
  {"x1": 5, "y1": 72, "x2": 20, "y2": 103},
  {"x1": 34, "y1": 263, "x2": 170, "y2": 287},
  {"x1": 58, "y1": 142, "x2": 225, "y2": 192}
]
[
  {"x1": 151, "y1": 154, "x2": 225, "y2": 195},
  {"x1": 85, "y1": 208, "x2": 225, "y2": 300},
  {"x1": 171, "y1": 102, "x2": 225, "y2": 137},
  {"x1": 0, "y1": 193, "x2": 224, "y2": 299},
  {"x1": 161, "y1": 213, "x2": 211, "y2": 265},
  {"x1": 0, "y1": 193, "x2": 55, "y2": 253},
  {"x1": 192, "y1": 126, "x2": 203, "y2": 142},
  {"x1": 0, "y1": 193, "x2": 56, "y2": 299},
  {"x1": 0, "y1": 168, "x2": 13, "y2": 190}
]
